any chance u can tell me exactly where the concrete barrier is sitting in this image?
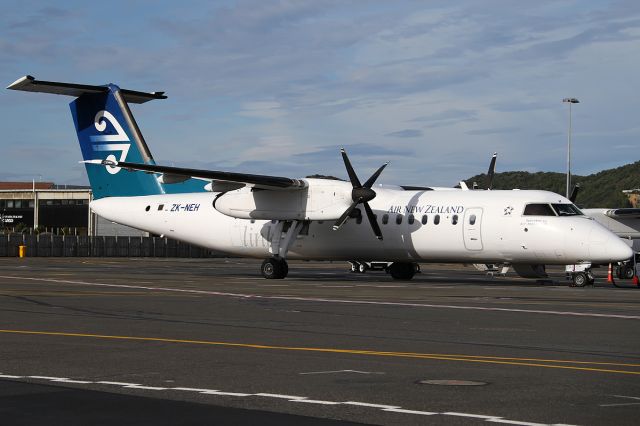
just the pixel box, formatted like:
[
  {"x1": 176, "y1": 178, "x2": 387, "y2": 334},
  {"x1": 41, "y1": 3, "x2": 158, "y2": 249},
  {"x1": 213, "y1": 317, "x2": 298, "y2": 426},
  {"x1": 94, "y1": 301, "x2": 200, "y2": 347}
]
[{"x1": 0, "y1": 233, "x2": 220, "y2": 258}]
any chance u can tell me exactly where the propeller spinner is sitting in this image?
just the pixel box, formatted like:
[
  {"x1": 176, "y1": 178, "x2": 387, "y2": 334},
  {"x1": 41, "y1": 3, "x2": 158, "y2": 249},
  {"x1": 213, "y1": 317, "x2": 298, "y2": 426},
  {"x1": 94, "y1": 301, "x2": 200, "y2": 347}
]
[{"x1": 332, "y1": 149, "x2": 388, "y2": 240}]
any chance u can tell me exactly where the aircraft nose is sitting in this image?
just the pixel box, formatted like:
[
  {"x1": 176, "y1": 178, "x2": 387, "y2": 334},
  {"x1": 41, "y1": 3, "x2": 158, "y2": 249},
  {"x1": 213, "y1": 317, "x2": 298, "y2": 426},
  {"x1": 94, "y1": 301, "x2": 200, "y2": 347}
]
[{"x1": 588, "y1": 223, "x2": 633, "y2": 262}]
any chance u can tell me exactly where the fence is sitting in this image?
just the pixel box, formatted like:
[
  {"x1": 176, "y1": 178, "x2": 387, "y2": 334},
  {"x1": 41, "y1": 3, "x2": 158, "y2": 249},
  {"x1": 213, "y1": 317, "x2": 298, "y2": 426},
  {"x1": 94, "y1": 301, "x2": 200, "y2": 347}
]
[{"x1": 0, "y1": 233, "x2": 220, "y2": 258}]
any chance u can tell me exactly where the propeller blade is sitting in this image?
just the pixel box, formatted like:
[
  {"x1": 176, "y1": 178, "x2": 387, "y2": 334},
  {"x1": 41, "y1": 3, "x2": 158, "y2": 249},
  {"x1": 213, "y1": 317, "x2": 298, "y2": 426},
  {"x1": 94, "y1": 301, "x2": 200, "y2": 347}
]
[
  {"x1": 332, "y1": 199, "x2": 362, "y2": 231},
  {"x1": 363, "y1": 202, "x2": 383, "y2": 240},
  {"x1": 363, "y1": 162, "x2": 389, "y2": 189},
  {"x1": 340, "y1": 148, "x2": 362, "y2": 188},
  {"x1": 569, "y1": 183, "x2": 580, "y2": 203},
  {"x1": 486, "y1": 152, "x2": 497, "y2": 190}
]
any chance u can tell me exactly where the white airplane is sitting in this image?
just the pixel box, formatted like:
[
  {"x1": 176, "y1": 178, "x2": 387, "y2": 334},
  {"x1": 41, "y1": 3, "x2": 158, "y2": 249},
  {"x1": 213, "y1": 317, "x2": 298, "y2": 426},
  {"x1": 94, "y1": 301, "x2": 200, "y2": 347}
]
[{"x1": 7, "y1": 76, "x2": 633, "y2": 279}]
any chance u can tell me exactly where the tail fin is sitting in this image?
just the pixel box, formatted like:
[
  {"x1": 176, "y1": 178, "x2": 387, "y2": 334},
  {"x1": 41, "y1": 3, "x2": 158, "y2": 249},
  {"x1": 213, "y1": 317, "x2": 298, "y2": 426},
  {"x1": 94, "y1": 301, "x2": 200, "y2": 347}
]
[{"x1": 7, "y1": 76, "x2": 166, "y2": 199}]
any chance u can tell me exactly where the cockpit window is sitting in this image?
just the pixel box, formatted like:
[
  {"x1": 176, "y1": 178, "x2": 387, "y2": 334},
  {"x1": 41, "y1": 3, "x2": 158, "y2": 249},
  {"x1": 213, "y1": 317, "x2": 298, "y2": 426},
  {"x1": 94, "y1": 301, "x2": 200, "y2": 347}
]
[
  {"x1": 552, "y1": 203, "x2": 583, "y2": 216},
  {"x1": 523, "y1": 203, "x2": 556, "y2": 216}
]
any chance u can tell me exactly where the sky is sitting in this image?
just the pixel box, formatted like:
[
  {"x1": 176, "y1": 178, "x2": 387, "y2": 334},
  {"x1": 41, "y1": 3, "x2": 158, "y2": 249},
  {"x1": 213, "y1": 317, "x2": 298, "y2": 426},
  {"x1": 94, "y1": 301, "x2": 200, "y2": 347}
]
[{"x1": 1, "y1": 0, "x2": 639, "y2": 187}]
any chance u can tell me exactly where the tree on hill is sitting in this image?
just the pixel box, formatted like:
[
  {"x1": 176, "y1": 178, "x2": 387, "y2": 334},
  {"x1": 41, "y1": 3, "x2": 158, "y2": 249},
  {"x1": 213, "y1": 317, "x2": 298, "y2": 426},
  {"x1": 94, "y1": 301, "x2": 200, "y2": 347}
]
[{"x1": 464, "y1": 161, "x2": 640, "y2": 208}]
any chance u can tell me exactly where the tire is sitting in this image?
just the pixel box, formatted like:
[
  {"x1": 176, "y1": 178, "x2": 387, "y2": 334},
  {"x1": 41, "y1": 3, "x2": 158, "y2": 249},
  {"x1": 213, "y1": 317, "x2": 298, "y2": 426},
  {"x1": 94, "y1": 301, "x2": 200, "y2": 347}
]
[
  {"x1": 615, "y1": 265, "x2": 623, "y2": 279},
  {"x1": 389, "y1": 262, "x2": 416, "y2": 280},
  {"x1": 349, "y1": 262, "x2": 358, "y2": 273},
  {"x1": 261, "y1": 258, "x2": 288, "y2": 279},
  {"x1": 573, "y1": 272, "x2": 587, "y2": 287},
  {"x1": 623, "y1": 265, "x2": 635, "y2": 280},
  {"x1": 358, "y1": 263, "x2": 367, "y2": 273}
]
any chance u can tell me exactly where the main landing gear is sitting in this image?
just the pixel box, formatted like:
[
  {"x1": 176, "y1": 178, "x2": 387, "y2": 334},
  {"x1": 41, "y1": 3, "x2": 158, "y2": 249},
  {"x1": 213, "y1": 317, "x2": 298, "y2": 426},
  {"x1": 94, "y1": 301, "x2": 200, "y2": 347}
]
[
  {"x1": 261, "y1": 257, "x2": 289, "y2": 279},
  {"x1": 387, "y1": 262, "x2": 419, "y2": 280},
  {"x1": 261, "y1": 219, "x2": 303, "y2": 279}
]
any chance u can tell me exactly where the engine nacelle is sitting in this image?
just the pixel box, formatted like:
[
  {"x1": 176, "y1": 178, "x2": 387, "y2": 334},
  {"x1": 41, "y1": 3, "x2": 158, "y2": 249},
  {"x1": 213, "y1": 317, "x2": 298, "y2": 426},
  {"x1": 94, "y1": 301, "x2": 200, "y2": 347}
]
[{"x1": 214, "y1": 178, "x2": 353, "y2": 220}]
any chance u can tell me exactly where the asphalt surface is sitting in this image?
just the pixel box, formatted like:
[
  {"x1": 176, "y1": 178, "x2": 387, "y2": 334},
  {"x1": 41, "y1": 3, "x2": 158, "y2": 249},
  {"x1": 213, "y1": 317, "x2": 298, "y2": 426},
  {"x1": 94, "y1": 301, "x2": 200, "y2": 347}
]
[{"x1": 0, "y1": 258, "x2": 639, "y2": 425}]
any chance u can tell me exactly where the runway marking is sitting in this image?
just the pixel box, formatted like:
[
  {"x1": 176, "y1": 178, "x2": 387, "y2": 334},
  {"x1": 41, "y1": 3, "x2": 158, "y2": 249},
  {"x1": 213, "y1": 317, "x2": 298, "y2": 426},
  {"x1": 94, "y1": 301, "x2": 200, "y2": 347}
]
[
  {"x1": 2, "y1": 329, "x2": 639, "y2": 376},
  {"x1": 0, "y1": 372, "x2": 578, "y2": 425},
  {"x1": 299, "y1": 369, "x2": 385, "y2": 375},
  {"x1": 383, "y1": 408, "x2": 436, "y2": 415},
  {"x1": 1, "y1": 274, "x2": 637, "y2": 320}
]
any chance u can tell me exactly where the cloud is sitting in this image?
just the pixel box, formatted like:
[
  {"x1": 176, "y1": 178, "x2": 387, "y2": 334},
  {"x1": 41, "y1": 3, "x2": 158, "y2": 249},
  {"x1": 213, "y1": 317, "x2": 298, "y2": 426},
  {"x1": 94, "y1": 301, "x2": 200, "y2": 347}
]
[
  {"x1": 385, "y1": 129, "x2": 423, "y2": 138},
  {"x1": 466, "y1": 126, "x2": 519, "y2": 136}
]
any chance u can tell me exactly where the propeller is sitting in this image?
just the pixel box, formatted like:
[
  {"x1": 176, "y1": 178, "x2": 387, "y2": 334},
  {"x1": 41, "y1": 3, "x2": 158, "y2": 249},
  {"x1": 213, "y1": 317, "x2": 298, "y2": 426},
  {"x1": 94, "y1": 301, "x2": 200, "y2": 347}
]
[
  {"x1": 332, "y1": 148, "x2": 388, "y2": 240},
  {"x1": 569, "y1": 183, "x2": 580, "y2": 203},
  {"x1": 486, "y1": 152, "x2": 497, "y2": 190}
]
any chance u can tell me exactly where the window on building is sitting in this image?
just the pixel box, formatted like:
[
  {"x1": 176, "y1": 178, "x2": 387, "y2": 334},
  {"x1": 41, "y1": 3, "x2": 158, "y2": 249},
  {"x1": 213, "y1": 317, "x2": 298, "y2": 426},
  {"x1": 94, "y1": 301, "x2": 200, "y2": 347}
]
[
  {"x1": 421, "y1": 215, "x2": 428, "y2": 225},
  {"x1": 28, "y1": 200, "x2": 35, "y2": 208},
  {"x1": 7, "y1": 201, "x2": 14, "y2": 208},
  {"x1": 434, "y1": 214, "x2": 440, "y2": 225},
  {"x1": 14, "y1": 200, "x2": 23, "y2": 208}
]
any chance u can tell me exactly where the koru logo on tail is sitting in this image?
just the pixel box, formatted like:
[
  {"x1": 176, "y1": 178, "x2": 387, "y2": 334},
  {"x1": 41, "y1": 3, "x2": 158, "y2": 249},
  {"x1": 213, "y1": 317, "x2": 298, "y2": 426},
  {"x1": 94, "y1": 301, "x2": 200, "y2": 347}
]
[{"x1": 89, "y1": 110, "x2": 131, "y2": 174}]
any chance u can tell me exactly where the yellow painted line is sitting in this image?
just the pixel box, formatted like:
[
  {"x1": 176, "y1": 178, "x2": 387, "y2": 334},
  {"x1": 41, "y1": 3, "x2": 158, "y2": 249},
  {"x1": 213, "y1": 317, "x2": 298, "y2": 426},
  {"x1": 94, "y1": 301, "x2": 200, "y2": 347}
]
[{"x1": 1, "y1": 329, "x2": 639, "y2": 376}]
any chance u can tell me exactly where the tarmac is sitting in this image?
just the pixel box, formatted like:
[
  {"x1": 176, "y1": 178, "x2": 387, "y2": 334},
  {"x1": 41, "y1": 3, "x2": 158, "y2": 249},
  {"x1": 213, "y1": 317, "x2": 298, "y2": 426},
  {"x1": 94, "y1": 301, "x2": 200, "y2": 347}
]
[{"x1": 0, "y1": 258, "x2": 639, "y2": 425}]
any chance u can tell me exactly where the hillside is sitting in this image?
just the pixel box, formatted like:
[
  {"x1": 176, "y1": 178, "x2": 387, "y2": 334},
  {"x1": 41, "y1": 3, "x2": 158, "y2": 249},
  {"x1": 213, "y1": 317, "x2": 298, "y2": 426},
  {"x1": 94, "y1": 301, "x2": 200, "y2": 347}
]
[{"x1": 463, "y1": 161, "x2": 640, "y2": 208}]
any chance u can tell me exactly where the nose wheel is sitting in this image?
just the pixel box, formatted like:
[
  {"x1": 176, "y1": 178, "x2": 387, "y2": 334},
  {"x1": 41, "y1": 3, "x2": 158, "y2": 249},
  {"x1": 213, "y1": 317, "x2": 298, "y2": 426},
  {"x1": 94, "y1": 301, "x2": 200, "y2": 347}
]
[{"x1": 261, "y1": 257, "x2": 289, "y2": 279}]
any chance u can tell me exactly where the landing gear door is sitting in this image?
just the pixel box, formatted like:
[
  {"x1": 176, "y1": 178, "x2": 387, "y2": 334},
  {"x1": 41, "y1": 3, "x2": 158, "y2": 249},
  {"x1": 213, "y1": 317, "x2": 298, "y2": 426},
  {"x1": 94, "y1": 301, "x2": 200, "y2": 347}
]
[{"x1": 463, "y1": 208, "x2": 483, "y2": 251}]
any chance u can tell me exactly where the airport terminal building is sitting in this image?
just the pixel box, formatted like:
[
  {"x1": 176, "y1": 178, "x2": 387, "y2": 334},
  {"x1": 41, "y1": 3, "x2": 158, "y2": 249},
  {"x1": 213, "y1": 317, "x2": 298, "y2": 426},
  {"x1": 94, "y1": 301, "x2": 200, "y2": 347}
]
[{"x1": 0, "y1": 182, "x2": 143, "y2": 236}]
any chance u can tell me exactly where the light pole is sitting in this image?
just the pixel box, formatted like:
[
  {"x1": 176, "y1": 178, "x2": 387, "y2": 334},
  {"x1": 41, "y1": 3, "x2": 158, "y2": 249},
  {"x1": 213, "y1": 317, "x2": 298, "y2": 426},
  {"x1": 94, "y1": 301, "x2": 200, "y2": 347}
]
[{"x1": 563, "y1": 97, "x2": 579, "y2": 198}]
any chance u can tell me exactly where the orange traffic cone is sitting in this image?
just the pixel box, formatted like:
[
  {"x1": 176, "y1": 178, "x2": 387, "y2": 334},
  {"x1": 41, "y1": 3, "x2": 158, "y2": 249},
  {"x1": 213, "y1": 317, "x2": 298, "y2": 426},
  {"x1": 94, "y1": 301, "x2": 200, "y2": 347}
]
[{"x1": 607, "y1": 263, "x2": 615, "y2": 285}]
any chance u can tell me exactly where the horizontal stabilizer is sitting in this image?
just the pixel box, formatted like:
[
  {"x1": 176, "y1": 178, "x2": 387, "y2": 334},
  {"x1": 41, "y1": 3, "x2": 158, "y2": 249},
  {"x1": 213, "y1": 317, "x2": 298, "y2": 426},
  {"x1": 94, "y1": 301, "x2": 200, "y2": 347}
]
[
  {"x1": 7, "y1": 75, "x2": 166, "y2": 104},
  {"x1": 82, "y1": 159, "x2": 307, "y2": 190}
]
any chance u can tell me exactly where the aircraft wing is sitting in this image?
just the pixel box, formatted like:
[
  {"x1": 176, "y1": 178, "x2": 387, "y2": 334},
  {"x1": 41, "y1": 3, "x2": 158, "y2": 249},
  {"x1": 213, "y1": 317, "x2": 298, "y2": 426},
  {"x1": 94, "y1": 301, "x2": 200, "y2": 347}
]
[
  {"x1": 604, "y1": 208, "x2": 640, "y2": 219},
  {"x1": 83, "y1": 159, "x2": 307, "y2": 191}
]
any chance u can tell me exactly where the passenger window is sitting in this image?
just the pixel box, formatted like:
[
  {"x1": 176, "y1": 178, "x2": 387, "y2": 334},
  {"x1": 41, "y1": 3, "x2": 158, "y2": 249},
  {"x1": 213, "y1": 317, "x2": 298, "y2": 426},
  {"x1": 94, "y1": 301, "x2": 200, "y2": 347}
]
[
  {"x1": 469, "y1": 214, "x2": 476, "y2": 225},
  {"x1": 434, "y1": 214, "x2": 440, "y2": 225},
  {"x1": 157, "y1": 204, "x2": 164, "y2": 211},
  {"x1": 523, "y1": 204, "x2": 556, "y2": 216},
  {"x1": 452, "y1": 214, "x2": 458, "y2": 225},
  {"x1": 396, "y1": 214, "x2": 403, "y2": 225},
  {"x1": 421, "y1": 215, "x2": 428, "y2": 225},
  {"x1": 356, "y1": 215, "x2": 362, "y2": 224},
  {"x1": 145, "y1": 205, "x2": 151, "y2": 212},
  {"x1": 408, "y1": 214, "x2": 415, "y2": 225},
  {"x1": 382, "y1": 214, "x2": 389, "y2": 225}
]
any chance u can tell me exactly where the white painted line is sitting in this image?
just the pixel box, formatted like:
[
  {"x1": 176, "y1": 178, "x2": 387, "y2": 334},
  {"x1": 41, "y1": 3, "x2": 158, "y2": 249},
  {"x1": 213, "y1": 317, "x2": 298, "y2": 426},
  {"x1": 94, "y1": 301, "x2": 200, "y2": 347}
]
[
  {"x1": 0, "y1": 372, "x2": 577, "y2": 425},
  {"x1": 124, "y1": 385, "x2": 167, "y2": 390},
  {"x1": 172, "y1": 387, "x2": 217, "y2": 393},
  {"x1": 200, "y1": 390, "x2": 251, "y2": 397},
  {"x1": 292, "y1": 399, "x2": 340, "y2": 405},
  {"x1": 444, "y1": 412, "x2": 501, "y2": 419},
  {"x1": 343, "y1": 401, "x2": 400, "y2": 409},
  {"x1": 255, "y1": 393, "x2": 307, "y2": 400},
  {"x1": 28, "y1": 376, "x2": 67, "y2": 380},
  {"x1": 2, "y1": 275, "x2": 636, "y2": 320},
  {"x1": 383, "y1": 408, "x2": 436, "y2": 415},
  {"x1": 96, "y1": 381, "x2": 141, "y2": 386},
  {"x1": 52, "y1": 379, "x2": 93, "y2": 384},
  {"x1": 488, "y1": 419, "x2": 547, "y2": 426}
]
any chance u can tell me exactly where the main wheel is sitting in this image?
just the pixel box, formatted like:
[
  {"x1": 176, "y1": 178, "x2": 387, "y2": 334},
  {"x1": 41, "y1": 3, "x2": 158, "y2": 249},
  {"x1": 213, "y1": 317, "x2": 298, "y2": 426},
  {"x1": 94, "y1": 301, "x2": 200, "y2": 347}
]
[
  {"x1": 573, "y1": 272, "x2": 587, "y2": 287},
  {"x1": 358, "y1": 262, "x2": 368, "y2": 273},
  {"x1": 389, "y1": 262, "x2": 416, "y2": 280},
  {"x1": 261, "y1": 257, "x2": 288, "y2": 279}
]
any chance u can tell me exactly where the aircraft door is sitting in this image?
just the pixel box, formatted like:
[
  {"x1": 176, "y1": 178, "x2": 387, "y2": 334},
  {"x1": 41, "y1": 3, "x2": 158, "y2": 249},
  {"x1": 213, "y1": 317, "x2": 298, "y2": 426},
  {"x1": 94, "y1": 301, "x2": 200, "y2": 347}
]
[{"x1": 463, "y1": 208, "x2": 483, "y2": 250}]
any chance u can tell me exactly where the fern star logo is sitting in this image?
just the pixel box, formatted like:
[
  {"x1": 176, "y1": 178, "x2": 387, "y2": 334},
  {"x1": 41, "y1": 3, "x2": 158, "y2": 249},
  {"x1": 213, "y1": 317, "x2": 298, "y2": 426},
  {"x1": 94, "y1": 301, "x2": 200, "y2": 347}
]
[{"x1": 504, "y1": 206, "x2": 514, "y2": 216}]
